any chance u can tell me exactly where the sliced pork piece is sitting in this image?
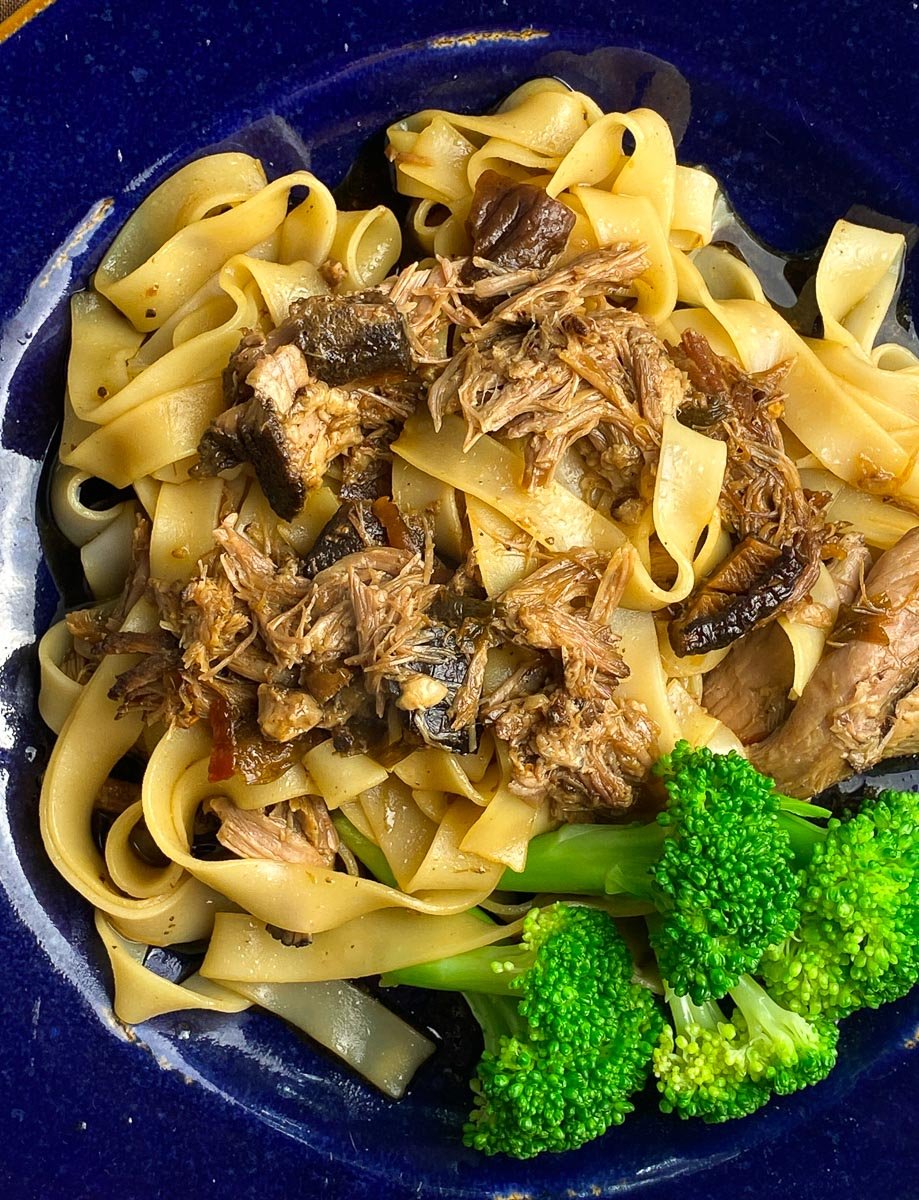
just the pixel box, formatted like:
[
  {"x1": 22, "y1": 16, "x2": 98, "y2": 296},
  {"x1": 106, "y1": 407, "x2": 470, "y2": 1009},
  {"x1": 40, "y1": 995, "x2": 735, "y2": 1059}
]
[
  {"x1": 702, "y1": 624, "x2": 793, "y2": 745},
  {"x1": 750, "y1": 527, "x2": 919, "y2": 797},
  {"x1": 882, "y1": 687, "x2": 919, "y2": 758},
  {"x1": 825, "y1": 532, "x2": 873, "y2": 609}
]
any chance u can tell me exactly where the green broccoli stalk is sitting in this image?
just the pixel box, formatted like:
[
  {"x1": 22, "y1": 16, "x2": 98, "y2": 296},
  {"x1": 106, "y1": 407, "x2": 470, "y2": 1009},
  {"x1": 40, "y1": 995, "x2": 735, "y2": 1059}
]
[
  {"x1": 653, "y1": 989, "x2": 770, "y2": 1122},
  {"x1": 501, "y1": 743, "x2": 803, "y2": 1003},
  {"x1": 759, "y1": 788, "x2": 919, "y2": 1019},
  {"x1": 382, "y1": 902, "x2": 663, "y2": 1158},
  {"x1": 331, "y1": 811, "x2": 398, "y2": 888}
]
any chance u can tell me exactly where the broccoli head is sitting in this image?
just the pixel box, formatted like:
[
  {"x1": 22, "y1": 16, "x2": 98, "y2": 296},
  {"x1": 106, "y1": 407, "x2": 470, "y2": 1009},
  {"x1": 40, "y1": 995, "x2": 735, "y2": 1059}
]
[
  {"x1": 653, "y1": 990, "x2": 770, "y2": 1122},
  {"x1": 728, "y1": 974, "x2": 839, "y2": 1094},
  {"x1": 502, "y1": 743, "x2": 802, "y2": 1003},
  {"x1": 760, "y1": 788, "x2": 919, "y2": 1019},
  {"x1": 653, "y1": 975, "x2": 838, "y2": 1122},
  {"x1": 382, "y1": 902, "x2": 663, "y2": 1158}
]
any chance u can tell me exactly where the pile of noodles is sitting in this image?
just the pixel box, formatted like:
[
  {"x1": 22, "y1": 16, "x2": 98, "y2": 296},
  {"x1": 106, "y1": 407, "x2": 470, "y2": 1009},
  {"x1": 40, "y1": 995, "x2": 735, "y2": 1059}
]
[{"x1": 38, "y1": 78, "x2": 919, "y2": 1094}]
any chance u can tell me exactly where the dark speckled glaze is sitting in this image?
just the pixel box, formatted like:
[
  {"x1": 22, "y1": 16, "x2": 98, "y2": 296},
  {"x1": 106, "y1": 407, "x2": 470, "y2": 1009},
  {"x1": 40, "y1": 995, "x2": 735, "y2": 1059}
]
[{"x1": 1, "y1": 3, "x2": 918, "y2": 1198}]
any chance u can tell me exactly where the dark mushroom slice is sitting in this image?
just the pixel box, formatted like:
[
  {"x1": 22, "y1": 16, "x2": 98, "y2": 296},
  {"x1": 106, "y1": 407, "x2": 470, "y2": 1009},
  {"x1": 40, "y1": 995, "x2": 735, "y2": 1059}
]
[
  {"x1": 463, "y1": 169, "x2": 576, "y2": 282},
  {"x1": 301, "y1": 497, "x2": 427, "y2": 577},
  {"x1": 301, "y1": 500, "x2": 389, "y2": 576},
  {"x1": 389, "y1": 623, "x2": 479, "y2": 755},
  {"x1": 670, "y1": 535, "x2": 809, "y2": 657},
  {"x1": 281, "y1": 292, "x2": 413, "y2": 386},
  {"x1": 265, "y1": 925, "x2": 313, "y2": 948}
]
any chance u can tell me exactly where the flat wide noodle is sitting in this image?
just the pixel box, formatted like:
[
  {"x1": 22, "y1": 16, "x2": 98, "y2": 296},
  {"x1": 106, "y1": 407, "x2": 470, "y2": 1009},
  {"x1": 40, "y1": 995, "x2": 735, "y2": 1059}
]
[
  {"x1": 142, "y1": 724, "x2": 502, "y2": 932},
  {"x1": 201, "y1": 909, "x2": 524, "y2": 983},
  {"x1": 97, "y1": 911, "x2": 251, "y2": 1024},
  {"x1": 215, "y1": 978, "x2": 434, "y2": 1099}
]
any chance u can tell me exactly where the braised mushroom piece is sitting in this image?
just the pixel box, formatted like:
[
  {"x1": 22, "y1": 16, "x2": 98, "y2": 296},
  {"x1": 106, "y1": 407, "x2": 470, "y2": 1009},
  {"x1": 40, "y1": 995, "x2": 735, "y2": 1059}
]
[
  {"x1": 196, "y1": 343, "x2": 362, "y2": 520},
  {"x1": 463, "y1": 169, "x2": 576, "y2": 279},
  {"x1": 669, "y1": 535, "x2": 811, "y2": 657}
]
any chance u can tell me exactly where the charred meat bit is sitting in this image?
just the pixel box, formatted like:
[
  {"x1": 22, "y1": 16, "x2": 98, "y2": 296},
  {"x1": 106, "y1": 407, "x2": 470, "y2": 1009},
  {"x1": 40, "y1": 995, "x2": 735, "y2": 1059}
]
[
  {"x1": 670, "y1": 536, "x2": 810, "y2": 657},
  {"x1": 750, "y1": 527, "x2": 919, "y2": 796},
  {"x1": 463, "y1": 170, "x2": 576, "y2": 279}
]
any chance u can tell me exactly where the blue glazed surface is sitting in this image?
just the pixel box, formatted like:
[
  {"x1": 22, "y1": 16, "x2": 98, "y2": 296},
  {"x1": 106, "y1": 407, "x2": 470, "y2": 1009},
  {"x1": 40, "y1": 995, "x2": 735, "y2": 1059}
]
[{"x1": 1, "y1": 2, "x2": 918, "y2": 1197}]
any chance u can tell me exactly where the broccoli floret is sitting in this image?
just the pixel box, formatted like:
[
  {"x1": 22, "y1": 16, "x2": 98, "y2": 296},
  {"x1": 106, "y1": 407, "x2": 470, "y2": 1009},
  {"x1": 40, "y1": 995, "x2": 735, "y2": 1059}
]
[
  {"x1": 653, "y1": 990, "x2": 770, "y2": 1122},
  {"x1": 653, "y1": 975, "x2": 837, "y2": 1122},
  {"x1": 382, "y1": 902, "x2": 663, "y2": 1158},
  {"x1": 760, "y1": 788, "x2": 919, "y2": 1019},
  {"x1": 501, "y1": 743, "x2": 801, "y2": 1002},
  {"x1": 728, "y1": 974, "x2": 839, "y2": 1094}
]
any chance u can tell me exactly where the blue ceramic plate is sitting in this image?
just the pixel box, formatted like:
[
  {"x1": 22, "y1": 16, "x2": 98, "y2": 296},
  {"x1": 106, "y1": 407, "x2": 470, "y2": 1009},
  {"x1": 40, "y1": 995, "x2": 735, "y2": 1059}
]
[{"x1": 1, "y1": 3, "x2": 917, "y2": 1197}]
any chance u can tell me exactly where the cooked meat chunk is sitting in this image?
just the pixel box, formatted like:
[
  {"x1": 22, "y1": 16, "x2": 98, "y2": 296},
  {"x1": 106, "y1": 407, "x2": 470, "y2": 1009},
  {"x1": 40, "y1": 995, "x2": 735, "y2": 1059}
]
[
  {"x1": 750, "y1": 527, "x2": 919, "y2": 796},
  {"x1": 702, "y1": 624, "x2": 794, "y2": 745},
  {"x1": 394, "y1": 626, "x2": 478, "y2": 754},
  {"x1": 257, "y1": 684, "x2": 323, "y2": 741},
  {"x1": 463, "y1": 170, "x2": 576, "y2": 278},
  {"x1": 489, "y1": 688, "x2": 657, "y2": 817},
  {"x1": 670, "y1": 536, "x2": 811, "y2": 656},
  {"x1": 347, "y1": 559, "x2": 477, "y2": 753},
  {"x1": 282, "y1": 292, "x2": 413, "y2": 386},
  {"x1": 207, "y1": 796, "x2": 338, "y2": 866},
  {"x1": 498, "y1": 551, "x2": 630, "y2": 697},
  {"x1": 197, "y1": 344, "x2": 362, "y2": 520},
  {"x1": 429, "y1": 247, "x2": 680, "y2": 489},
  {"x1": 395, "y1": 673, "x2": 450, "y2": 711}
]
